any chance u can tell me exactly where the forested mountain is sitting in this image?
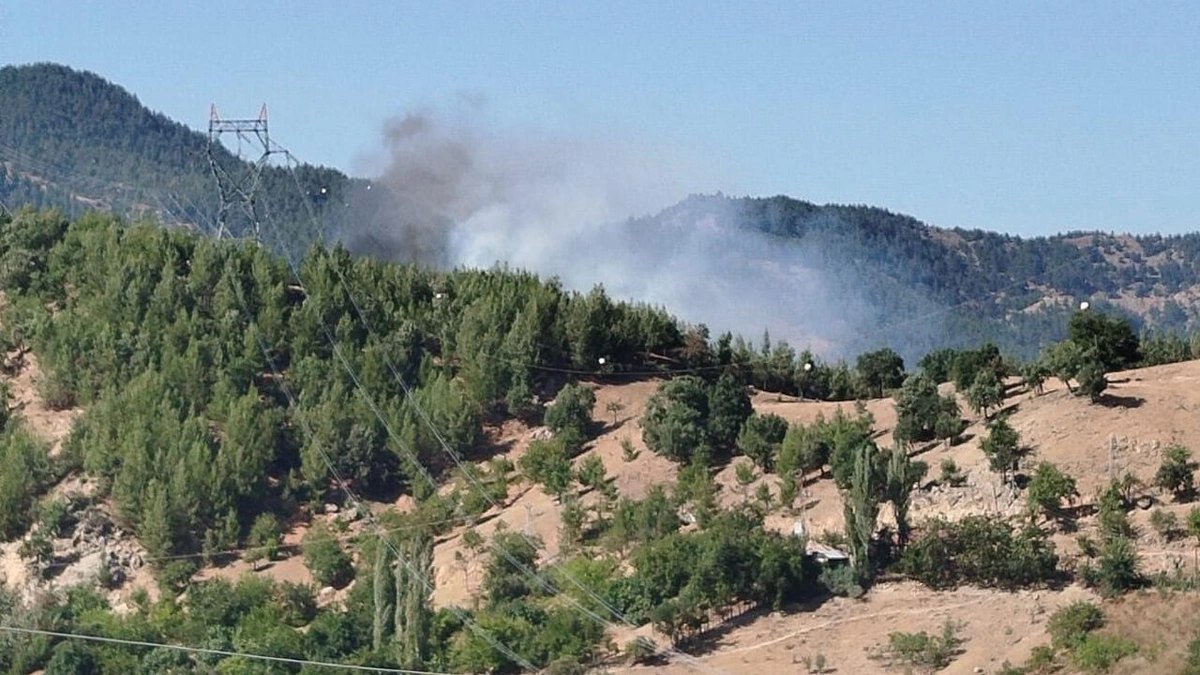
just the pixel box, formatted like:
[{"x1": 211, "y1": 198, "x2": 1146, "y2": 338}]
[
  {"x1": 635, "y1": 195, "x2": 1200, "y2": 358},
  {"x1": 0, "y1": 63, "x2": 350, "y2": 244},
  {"x1": 2, "y1": 63, "x2": 1199, "y2": 362}
]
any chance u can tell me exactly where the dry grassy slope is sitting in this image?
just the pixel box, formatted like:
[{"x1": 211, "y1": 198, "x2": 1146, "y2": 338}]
[
  {"x1": 431, "y1": 359, "x2": 1200, "y2": 673},
  {"x1": 0, "y1": 350, "x2": 163, "y2": 610},
  {"x1": 8, "y1": 340, "x2": 1200, "y2": 673}
]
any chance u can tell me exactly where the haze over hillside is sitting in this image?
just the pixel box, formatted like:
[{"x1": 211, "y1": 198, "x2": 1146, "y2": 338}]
[{"x1": 3, "y1": 63, "x2": 1200, "y2": 362}]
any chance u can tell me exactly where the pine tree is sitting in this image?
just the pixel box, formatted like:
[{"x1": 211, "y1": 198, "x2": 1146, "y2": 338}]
[{"x1": 139, "y1": 480, "x2": 175, "y2": 561}]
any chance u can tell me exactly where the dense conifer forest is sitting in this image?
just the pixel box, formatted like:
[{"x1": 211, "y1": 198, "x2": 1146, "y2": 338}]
[{"x1": 3, "y1": 63, "x2": 1200, "y2": 361}]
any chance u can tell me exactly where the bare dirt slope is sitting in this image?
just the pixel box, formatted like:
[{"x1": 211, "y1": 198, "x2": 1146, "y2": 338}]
[
  {"x1": 6, "y1": 350, "x2": 82, "y2": 453},
  {"x1": 10, "y1": 342, "x2": 1200, "y2": 672},
  {"x1": 429, "y1": 379, "x2": 674, "y2": 608},
  {"x1": 631, "y1": 360, "x2": 1200, "y2": 673},
  {"x1": 450, "y1": 360, "x2": 1200, "y2": 673},
  {"x1": 610, "y1": 583, "x2": 1095, "y2": 675}
]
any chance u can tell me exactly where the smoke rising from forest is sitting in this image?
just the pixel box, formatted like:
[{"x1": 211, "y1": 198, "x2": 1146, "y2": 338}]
[{"x1": 337, "y1": 106, "x2": 932, "y2": 359}]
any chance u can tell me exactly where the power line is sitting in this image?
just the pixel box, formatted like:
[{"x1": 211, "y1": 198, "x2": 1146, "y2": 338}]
[
  {"x1": 37, "y1": 511, "x2": 483, "y2": 573},
  {"x1": 0, "y1": 133, "x2": 1112, "y2": 672},
  {"x1": 6, "y1": 141, "x2": 835, "y2": 674},
  {"x1": 265, "y1": 152, "x2": 726, "y2": 674},
  {"x1": 159, "y1": 190, "x2": 537, "y2": 672},
  {"x1": 0, "y1": 626, "x2": 454, "y2": 674}
]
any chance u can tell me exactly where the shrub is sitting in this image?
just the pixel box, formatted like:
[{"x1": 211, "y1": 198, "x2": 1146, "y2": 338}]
[
  {"x1": 544, "y1": 382, "x2": 595, "y2": 445},
  {"x1": 1153, "y1": 444, "x2": 1198, "y2": 501},
  {"x1": 878, "y1": 620, "x2": 965, "y2": 670},
  {"x1": 156, "y1": 559, "x2": 198, "y2": 595},
  {"x1": 38, "y1": 498, "x2": 72, "y2": 538},
  {"x1": 1150, "y1": 508, "x2": 1180, "y2": 542},
  {"x1": 1071, "y1": 634, "x2": 1137, "y2": 673},
  {"x1": 276, "y1": 581, "x2": 318, "y2": 627},
  {"x1": 623, "y1": 637, "x2": 656, "y2": 665},
  {"x1": 939, "y1": 458, "x2": 966, "y2": 486},
  {"x1": 1080, "y1": 536, "x2": 1142, "y2": 598},
  {"x1": 900, "y1": 516, "x2": 1059, "y2": 590},
  {"x1": 303, "y1": 523, "x2": 353, "y2": 588},
  {"x1": 620, "y1": 437, "x2": 639, "y2": 462},
  {"x1": 1048, "y1": 601, "x2": 1104, "y2": 650},
  {"x1": 818, "y1": 563, "x2": 864, "y2": 599},
  {"x1": 1183, "y1": 631, "x2": 1200, "y2": 675},
  {"x1": 246, "y1": 513, "x2": 283, "y2": 565}
]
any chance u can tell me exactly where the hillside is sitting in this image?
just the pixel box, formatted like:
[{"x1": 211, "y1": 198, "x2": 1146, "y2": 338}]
[
  {"x1": 632, "y1": 195, "x2": 1200, "y2": 358},
  {"x1": 1, "y1": 208, "x2": 1200, "y2": 673},
  {"x1": 0, "y1": 63, "x2": 351, "y2": 245},
  {"x1": 6, "y1": 296, "x2": 1200, "y2": 673},
  {"x1": 3, "y1": 64, "x2": 1200, "y2": 362}
]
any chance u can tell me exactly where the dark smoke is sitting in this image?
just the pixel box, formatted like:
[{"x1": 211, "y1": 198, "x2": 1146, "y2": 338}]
[{"x1": 337, "y1": 106, "x2": 939, "y2": 359}]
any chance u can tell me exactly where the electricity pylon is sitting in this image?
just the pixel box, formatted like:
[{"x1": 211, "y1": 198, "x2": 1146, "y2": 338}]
[{"x1": 206, "y1": 104, "x2": 279, "y2": 240}]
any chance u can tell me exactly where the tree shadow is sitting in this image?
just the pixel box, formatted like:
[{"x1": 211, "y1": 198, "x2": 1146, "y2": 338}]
[
  {"x1": 1097, "y1": 394, "x2": 1145, "y2": 409},
  {"x1": 675, "y1": 594, "x2": 837, "y2": 656},
  {"x1": 998, "y1": 401, "x2": 1022, "y2": 416},
  {"x1": 460, "y1": 430, "x2": 520, "y2": 465}
]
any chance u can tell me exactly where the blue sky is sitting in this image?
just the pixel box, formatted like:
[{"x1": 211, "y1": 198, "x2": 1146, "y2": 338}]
[{"x1": 3, "y1": 1, "x2": 1199, "y2": 236}]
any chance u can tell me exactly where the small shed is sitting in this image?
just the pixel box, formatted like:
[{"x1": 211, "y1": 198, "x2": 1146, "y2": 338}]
[{"x1": 805, "y1": 541, "x2": 850, "y2": 565}]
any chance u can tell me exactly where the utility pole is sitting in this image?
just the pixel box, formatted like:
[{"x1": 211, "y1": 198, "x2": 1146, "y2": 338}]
[{"x1": 206, "y1": 104, "x2": 279, "y2": 241}]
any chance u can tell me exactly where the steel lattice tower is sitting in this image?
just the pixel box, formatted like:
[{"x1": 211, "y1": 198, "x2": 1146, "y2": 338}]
[{"x1": 206, "y1": 104, "x2": 278, "y2": 240}]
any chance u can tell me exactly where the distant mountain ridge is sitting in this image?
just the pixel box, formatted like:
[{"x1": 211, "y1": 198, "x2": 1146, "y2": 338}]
[
  {"x1": 2, "y1": 63, "x2": 1198, "y2": 359},
  {"x1": 0, "y1": 62, "x2": 352, "y2": 244},
  {"x1": 614, "y1": 194, "x2": 1200, "y2": 358}
]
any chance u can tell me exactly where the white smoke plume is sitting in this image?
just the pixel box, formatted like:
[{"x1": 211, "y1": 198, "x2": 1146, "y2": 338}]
[{"x1": 338, "y1": 105, "x2": 905, "y2": 358}]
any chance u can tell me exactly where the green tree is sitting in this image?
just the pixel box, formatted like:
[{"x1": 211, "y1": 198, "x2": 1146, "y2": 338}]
[
  {"x1": 393, "y1": 531, "x2": 434, "y2": 667},
  {"x1": 1153, "y1": 444, "x2": 1197, "y2": 502},
  {"x1": 884, "y1": 445, "x2": 927, "y2": 544},
  {"x1": 575, "y1": 454, "x2": 611, "y2": 497},
  {"x1": 1021, "y1": 360, "x2": 1049, "y2": 396},
  {"x1": 246, "y1": 513, "x2": 283, "y2": 570},
  {"x1": 856, "y1": 348, "x2": 904, "y2": 398},
  {"x1": 1067, "y1": 310, "x2": 1141, "y2": 372},
  {"x1": 482, "y1": 530, "x2": 542, "y2": 607},
  {"x1": 843, "y1": 442, "x2": 882, "y2": 581},
  {"x1": 736, "y1": 412, "x2": 788, "y2": 471},
  {"x1": 933, "y1": 397, "x2": 965, "y2": 447},
  {"x1": 778, "y1": 422, "x2": 830, "y2": 481},
  {"x1": 966, "y1": 369, "x2": 1005, "y2": 419},
  {"x1": 44, "y1": 641, "x2": 97, "y2": 675},
  {"x1": 899, "y1": 516, "x2": 1059, "y2": 590},
  {"x1": 980, "y1": 418, "x2": 1023, "y2": 484},
  {"x1": 1026, "y1": 462, "x2": 1079, "y2": 523},
  {"x1": 1087, "y1": 536, "x2": 1142, "y2": 598},
  {"x1": 1075, "y1": 360, "x2": 1109, "y2": 403},
  {"x1": 519, "y1": 438, "x2": 574, "y2": 501},
  {"x1": 1187, "y1": 506, "x2": 1200, "y2": 545},
  {"x1": 544, "y1": 382, "x2": 595, "y2": 448},
  {"x1": 892, "y1": 374, "x2": 940, "y2": 445},
  {"x1": 1043, "y1": 339, "x2": 1084, "y2": 393},
  {"x1": 641, "y1": 377, "x2": 711, "y2": 465},
  {"x1": 303, "y1": 523, "x2": 353, "y2": 588},
  {"x1": 706, "y1": 373, "x2": 752, "y2": 449},
  {"x1": 0, "y1": 425, "x2": 51, "y2": 540},
  {"x1": 918, "y1": 347, "x2": 957, "y2": 384}
]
